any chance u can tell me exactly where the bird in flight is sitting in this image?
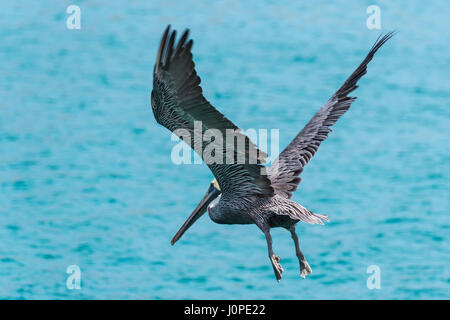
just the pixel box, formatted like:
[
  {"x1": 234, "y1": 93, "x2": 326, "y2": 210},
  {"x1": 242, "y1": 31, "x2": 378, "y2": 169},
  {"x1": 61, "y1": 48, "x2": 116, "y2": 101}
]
[{"x1": 151, "y1": 25, "x2": 394, "y2": 281}]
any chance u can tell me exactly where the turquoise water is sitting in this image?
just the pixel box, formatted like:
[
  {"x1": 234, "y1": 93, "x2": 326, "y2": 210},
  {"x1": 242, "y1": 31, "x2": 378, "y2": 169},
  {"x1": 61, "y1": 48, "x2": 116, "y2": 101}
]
[{"x1": 0, "y1": 1, "x2": 448, "y2": 299}]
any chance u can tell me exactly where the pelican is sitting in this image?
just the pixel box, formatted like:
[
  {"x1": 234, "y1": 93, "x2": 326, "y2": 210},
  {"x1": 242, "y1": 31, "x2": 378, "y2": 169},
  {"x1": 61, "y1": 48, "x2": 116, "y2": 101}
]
[{"x1": 151, "y1": 25, "x2": 394, "y2": 281}]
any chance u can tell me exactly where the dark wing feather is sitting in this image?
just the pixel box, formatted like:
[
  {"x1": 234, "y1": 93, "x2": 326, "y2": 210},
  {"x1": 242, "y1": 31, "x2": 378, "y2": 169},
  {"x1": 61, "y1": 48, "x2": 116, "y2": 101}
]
[
  {"x1": 151, "y1": 25, "x2": 273, "y2": 198},
  {"x1": 268, "y1": 32, "x2": 395, "y2": 199}
]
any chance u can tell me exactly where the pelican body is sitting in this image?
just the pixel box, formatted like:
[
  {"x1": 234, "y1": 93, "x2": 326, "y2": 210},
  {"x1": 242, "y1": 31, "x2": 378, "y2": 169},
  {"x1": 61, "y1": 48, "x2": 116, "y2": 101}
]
[{"x1": 151, "y1": 25, "x2": 394, "y2": 281}]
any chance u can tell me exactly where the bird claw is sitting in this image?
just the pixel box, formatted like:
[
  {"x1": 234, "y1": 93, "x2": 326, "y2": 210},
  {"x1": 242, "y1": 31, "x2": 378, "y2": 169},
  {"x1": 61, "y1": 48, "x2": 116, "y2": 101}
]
[
  {"x1": 271, "y1": 254, "x2": 284, "y2": 282},
  {"x1": 300, "y1": 259, "x2": 312, "y2": 279}
]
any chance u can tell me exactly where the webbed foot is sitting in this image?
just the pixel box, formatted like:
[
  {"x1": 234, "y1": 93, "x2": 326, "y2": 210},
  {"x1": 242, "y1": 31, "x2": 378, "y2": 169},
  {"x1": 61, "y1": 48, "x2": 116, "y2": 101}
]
[
  {"x1": 300, "y1": 259, "x2": 312, "y2": 279},
  {"x1": 270, "y1": 254, "x2": 284, "y2": 282}
]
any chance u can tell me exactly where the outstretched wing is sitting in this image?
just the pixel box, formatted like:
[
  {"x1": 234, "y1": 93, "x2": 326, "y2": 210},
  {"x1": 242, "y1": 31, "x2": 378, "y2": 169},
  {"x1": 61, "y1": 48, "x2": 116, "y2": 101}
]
[
  {"x1": 268, "y1": 32, "x2": 395, "y2": 199},
  {"x1": 151, "y1": 25, "x2": 273, "y2": 198}
]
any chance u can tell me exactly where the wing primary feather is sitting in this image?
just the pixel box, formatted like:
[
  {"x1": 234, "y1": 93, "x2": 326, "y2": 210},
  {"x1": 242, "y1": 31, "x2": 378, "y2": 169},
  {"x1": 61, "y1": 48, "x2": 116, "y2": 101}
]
[
  {"x1": 337, "y1": 31, "x2": 397, "y2": 98},
  {"x1": 174, "y1": 29, "x2": 190, "y2": 57},
  {"x1": 155, "y1": 25, "x2": 171, "y2": 74},
  {"x1": 164, "y1": 30, "x2": 176, "y2": 69}
]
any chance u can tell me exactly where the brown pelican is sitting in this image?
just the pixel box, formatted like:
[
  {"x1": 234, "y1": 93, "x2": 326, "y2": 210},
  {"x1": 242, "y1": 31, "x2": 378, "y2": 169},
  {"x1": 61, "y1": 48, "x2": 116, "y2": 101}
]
[{"x1": 151, "y1": 25, "x2": 394, "y2": 281}]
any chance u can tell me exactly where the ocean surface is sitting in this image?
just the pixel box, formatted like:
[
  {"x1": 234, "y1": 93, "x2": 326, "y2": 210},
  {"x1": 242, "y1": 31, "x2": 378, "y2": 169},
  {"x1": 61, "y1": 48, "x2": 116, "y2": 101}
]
[{"x1": 0, "y1": 1, "x2": 448, "y2": 299}]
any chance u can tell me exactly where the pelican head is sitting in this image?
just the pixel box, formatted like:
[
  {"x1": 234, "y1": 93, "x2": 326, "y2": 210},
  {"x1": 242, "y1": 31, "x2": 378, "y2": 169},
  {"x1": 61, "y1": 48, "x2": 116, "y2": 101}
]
[{"x1": 171, "y1": 179, "x2": 221, "y2": 245}]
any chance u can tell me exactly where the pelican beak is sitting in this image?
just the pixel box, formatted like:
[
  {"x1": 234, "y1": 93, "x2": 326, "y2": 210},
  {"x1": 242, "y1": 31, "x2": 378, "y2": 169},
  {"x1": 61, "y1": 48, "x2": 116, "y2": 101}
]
[{"x1": 171, "y1": 182, "x2": 221, "y2": 245}]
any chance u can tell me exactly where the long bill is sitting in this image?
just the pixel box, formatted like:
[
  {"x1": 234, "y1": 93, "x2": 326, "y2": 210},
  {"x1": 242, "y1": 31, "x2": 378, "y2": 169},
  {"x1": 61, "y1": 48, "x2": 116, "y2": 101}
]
[{"x1": 171, "y1": 183, "x2": 221, "y2": 245}]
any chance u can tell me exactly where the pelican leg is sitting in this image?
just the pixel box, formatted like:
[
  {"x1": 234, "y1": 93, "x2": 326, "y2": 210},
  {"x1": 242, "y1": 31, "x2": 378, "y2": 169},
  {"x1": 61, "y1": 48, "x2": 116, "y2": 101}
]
[
  {"x1": 263, "y1": 229, "x2": 284, "y2": 282},
  {"x1": 289, "y1": 226, "x2": 312, "y2": 279}
]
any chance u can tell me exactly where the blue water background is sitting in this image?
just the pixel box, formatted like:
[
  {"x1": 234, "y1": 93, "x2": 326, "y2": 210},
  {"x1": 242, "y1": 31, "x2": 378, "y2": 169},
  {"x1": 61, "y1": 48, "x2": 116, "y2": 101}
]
[{"x1": 0, "y1": 1, "x2": 448, "y2": 299}]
